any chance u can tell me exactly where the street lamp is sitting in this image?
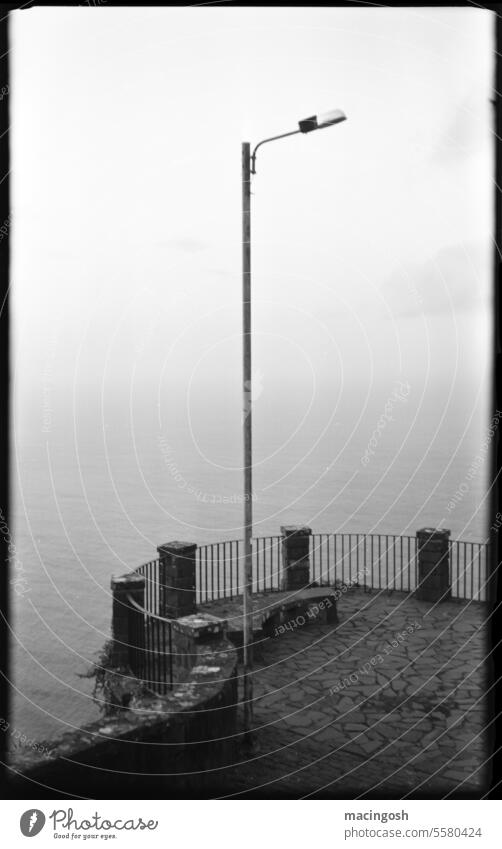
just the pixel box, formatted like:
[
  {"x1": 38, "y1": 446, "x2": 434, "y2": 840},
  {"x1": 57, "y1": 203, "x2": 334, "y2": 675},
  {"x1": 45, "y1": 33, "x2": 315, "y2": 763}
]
[{"x1": 241, "y1": 108, "x2": 347, "y2": 739}]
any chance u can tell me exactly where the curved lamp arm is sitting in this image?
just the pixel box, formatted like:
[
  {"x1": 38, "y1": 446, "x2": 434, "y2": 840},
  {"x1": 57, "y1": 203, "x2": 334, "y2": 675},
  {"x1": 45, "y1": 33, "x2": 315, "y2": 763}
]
[
  {"x1": 250, "y1": 109, "x2": 346, "y2": 174},
  {"x1": 251, "y1": 129, "x2": 301, "y2": 175}
]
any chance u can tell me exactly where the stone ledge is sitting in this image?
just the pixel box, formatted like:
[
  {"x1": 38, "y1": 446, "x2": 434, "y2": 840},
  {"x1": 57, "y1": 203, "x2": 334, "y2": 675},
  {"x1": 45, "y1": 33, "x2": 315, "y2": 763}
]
[{"x1": 9, "y1": 634, "x2": 238, "y2": 796}]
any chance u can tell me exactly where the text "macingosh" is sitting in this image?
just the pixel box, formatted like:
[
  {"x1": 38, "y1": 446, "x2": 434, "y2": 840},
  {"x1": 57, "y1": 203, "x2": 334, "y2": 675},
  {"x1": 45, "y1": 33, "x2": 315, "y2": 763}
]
[{"x1": 50, "y1": 809, "x2": 158, "y2": 832}]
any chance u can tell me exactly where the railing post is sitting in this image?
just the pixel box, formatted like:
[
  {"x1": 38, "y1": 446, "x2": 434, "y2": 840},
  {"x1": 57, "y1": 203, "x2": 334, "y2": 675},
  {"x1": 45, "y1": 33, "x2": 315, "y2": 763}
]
[
  {"x1": 110, "y1": 572, "x2": 145, "y2": 668},
  {"x1": 415, "y1": 528, "x2": 451, "y2": 603},
  {"x1": 280, "y1": 526, "x2": 312, "y2": 590},
  {"x1": 157, "y1": 541, "x2": 197, "y2": 619},
  {"x1": 171, "y1": 612, "x2": 228, "y2": 682}
]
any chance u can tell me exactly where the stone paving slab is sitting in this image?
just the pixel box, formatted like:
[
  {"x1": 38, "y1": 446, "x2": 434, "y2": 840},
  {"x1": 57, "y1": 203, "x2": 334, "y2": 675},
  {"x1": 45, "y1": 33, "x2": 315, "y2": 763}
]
[{"x1": 210, "y1": 589, "x2": 489, "y2": 797}]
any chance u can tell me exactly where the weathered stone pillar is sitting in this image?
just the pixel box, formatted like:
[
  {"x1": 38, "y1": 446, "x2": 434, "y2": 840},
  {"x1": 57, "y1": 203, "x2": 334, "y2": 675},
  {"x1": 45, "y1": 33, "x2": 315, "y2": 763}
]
[
  {"x1": 415, "y1": 528, "x2": 451, "y2": 602},
  {"x1": 110, "y1": 572, "x2": 145, "y2": 667},
  {"x1": 280, "y1": 526, "x2": 312, "y2": 590},
  {"x1": 157, "y1": 541, "x2": 197, "y2": 619},
  {"x1": 171, "y1": 612, "x2": 227, "y2": 682}
]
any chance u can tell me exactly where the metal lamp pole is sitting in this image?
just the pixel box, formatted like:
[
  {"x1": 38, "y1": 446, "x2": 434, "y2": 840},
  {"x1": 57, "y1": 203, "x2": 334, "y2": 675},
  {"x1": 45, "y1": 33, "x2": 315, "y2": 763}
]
[
  {"x1": 241, "y1": 108, "x2": 347, "y2": 739},
  {"x1": 241, "y1": 140, "x2": 253, "y2": 739}
]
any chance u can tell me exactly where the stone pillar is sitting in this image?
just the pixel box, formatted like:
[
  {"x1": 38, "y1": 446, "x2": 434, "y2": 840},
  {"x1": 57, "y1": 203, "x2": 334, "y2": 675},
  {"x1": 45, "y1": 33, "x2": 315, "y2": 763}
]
[
  {"x1": 110, "y1": 572, "x2": 145, "y2": 667},
  {"x1": 171, "y1": 612, "x2": 227, "y2": 682},
  {"x1": 415, "y1": 528, "x2": 451, "y2": 602},
  {"x1": 157, "y1": 541, "x2": 197, "y2": 619},
  {"x1": 280, "y1": 526, "x2": 312, "y2": 590}
]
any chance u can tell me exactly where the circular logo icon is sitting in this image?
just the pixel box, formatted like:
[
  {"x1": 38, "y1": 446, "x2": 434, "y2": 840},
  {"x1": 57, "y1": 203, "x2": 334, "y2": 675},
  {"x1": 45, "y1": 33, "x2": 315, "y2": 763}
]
[{"x1": 20, "y1": 810, "x2": 46, "y2": 837}]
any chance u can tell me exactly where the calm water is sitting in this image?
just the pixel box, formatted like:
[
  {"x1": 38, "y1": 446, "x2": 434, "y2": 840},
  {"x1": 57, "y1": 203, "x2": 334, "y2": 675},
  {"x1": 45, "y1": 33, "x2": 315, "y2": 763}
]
[{"x1": 11, "y1": 378, "x2": 490, "y2": 742}]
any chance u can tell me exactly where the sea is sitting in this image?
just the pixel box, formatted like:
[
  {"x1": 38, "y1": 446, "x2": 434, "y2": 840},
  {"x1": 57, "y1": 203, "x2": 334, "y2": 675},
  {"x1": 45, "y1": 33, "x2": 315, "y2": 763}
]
[{"x1": 10, "y1": 375, "x2": 491, "y2": 744}]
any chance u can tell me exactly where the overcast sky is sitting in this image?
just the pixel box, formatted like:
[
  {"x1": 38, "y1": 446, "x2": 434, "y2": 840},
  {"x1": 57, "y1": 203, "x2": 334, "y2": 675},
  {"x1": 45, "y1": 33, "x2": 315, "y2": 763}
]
[{"x1": 10, "y1": 6, "x2": 493, "y2": 441}]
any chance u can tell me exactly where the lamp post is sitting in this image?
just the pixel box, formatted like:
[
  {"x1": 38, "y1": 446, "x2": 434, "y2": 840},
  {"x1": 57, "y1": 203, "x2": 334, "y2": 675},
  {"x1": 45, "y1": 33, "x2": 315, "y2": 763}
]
[{"x1": 241, "y1": 108, "x2": 347, "y2": 739}]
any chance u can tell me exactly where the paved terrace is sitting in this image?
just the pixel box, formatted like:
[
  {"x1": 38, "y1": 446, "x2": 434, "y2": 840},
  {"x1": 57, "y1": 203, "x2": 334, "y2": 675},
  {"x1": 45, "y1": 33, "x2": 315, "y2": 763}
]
[{"x1": 201, "y1": 587, "x2": 488, "y2": 797}]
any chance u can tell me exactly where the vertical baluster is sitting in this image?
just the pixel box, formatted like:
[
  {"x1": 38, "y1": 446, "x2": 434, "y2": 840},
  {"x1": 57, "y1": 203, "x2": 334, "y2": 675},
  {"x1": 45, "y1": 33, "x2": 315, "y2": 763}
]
[
  {"x1": 321, "y1": 534, "x2": 324, "y2": 586},
  {"x1": 327, "y1": 534, "x2": 331, "y2": 586},
  {"x1": 370, "y1": 534, "x2": 375, "y2": 588},
  {"x1": 169, "y1": 621, "x2": 173, "y2": 691},
  {"x1": 160, "y1": 619, "x2": 165, "y2": 695},
  {"x1": 355, "y1": 533, "x2": 358, "y2": 585},
  {"x1": 461, "y1": 542, "x2": 464, "y2": 599},
  {"x1": 377, "y1": 535, "x2": 381, "y2": 589},
  {"x1": 341, "y1": 533, "x2": 344, "y2": 586},
  {"x1": 203, "y1": 546, "x2": 207, "y2": 603},
  {"x1": 198, "y1": 547, "x2": 202, "y2": 604},
  {"x1": 479, "y1": 544, "x2": 483, "y2": 602},
  {"x1": 144, "y1": 612, "x2": 150, "y2": 692},
  {"x1": 320, "y1": 534, "x2": 323, "y2": 586}
]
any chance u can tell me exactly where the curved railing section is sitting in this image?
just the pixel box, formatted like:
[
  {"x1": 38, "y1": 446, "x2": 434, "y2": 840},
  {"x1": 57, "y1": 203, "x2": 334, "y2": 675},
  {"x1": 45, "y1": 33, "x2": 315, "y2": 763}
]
[
  {"x1": 116, "y1": 529, "x2": 490, "y2": 697},
  {"x1": 133, "y1": 531, "x2": 490, "y2": 608}
]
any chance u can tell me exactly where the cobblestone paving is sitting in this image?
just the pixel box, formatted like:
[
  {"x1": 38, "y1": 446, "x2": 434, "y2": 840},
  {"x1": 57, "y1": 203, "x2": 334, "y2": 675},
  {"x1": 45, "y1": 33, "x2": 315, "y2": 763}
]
[{"x1": 213, "y1": 589, "x2": 489, "y2": 798}]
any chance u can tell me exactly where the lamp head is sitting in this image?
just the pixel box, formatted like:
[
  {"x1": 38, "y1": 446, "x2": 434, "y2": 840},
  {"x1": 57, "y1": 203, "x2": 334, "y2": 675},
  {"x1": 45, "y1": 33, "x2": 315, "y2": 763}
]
[{"x1": 298, "y1": 109, "x2": 347, "y2": 133}]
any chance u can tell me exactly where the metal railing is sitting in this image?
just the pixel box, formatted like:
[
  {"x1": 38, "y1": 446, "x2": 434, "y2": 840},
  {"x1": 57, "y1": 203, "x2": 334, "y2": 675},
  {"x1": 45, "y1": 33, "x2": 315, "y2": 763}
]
[
  {"x1": 126, "y1": 592, "x2": 173, "y2": 694},
  {"x1": 124, "y1": 531, "x2": 490, "y2": 694},
  {"x1": 450, "y1": 539, "x2": 489, "y2": 602},
  {"x1": 194, "y1": 533, "x2": 490, "y2": 603},
  {"x1": 309, "y1": 533, "x2": 418, "y2": 592},
  {"x1": 135, "y1": 558, "x2": 161, "y2": 616},
  {"x1": 196, "y1": 536, "x2": 282, "y2": 603},
  {"x1": 308, "y1": 534, "x2": 490, "y2": 601},
  {"x1": 134, "y1": 533, "x2": 490, "y2": 611}
]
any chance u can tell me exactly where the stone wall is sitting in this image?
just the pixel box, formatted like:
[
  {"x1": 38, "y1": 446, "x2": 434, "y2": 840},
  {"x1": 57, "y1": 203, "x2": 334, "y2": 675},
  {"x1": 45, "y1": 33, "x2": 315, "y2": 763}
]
[{"x1": 10, "y1": 627, "x2": 238, "y2": 798}]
